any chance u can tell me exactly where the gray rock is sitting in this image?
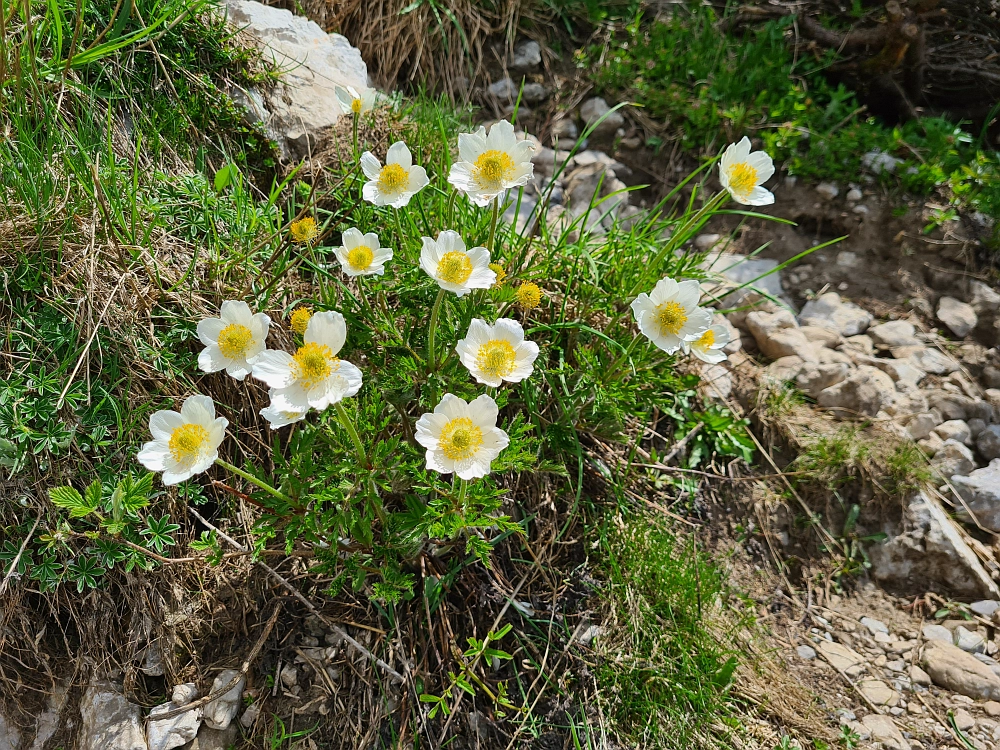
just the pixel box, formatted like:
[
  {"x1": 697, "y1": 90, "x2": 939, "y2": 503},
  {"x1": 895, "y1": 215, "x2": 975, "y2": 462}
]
[
  {"x1": 857, "y1": 678, "x2": 899, "y2": 706},
  {"x1": 923, "y1": 624, "x2": 954, "y2": 643},
  {"x1": 928, "y1": 391, "x2": 975, "y2": 421},
  {"x1": 955, "y1": 626, "x2": 986, "y2": 654},
  {"x1": 969, "y1": 418, "x2": 987, "y2": 439},
  {"x1": 862, "y1": 150, "x2": 902, "y2": 174},
  {"x1": 952, "y1": 460, "x2": 1000, "y2": 532},
  {"x1": 971, "y1": 600, "x2": 1000, "y2": 618},
  {"x1": 147, "y1": 700, "x2": 202, "y2": 750},
  {"x1": 203, "y1": 670, "x2": 245, "y2": 731},
  {"x1": 861, "y1": 617, "x2": 889, "y2": 635},
  {"x1": 954, "y1": 707, "x2": 975, "y2": 731},
  {"x1": 189, "y1": 723, "x2": 239, "y2": 750},
  {"x1": 902, "y1": 346, "x2": 960, "y2": 374},
  {"x1": 711, "y1": 253, "x2": 792, "y2": 311},
  {"x1": 238, "y1": 701, "x2": 261, "y2": 730},
  {"x1": 934, "y1": 419, "x2": 972, "y2": 446},
  {"x1": 909, "y1": 665, "x2": 933, "y2": 685},
  {"x1": 930, "y1": 439, "x2": 976, "y2": 481},
  {"x1": 795, "y1": 362, "x2": 850, "y2": 398},
  {"x1": 550, "y1": 118, "x2": 578, "y2": 142},
  {"x1": 223, "y1": 0, "x2": 369, "y2": 159},
  {"x1": 969, "y1": 280, "x2": 1000, "y2": 315},
  {"x1": 978, "y1": 426, "x2": 1000, "y2": 460},
  {"x1": 798, "y1": 292, "x2": 872, "y2": 336},
  {"x1": 79, "y1": 682, "x2": 147, "y2": 750},
  {"x1": 579, "y1": 97, "x2": 624, "y2": 136},
  {"x1": 869, "y1": 492, "x2": 1000, "y2": 598},
  {"x1": 509, "y1": 39, "x2": 541, "y2": 72},
  {"x1": 0, "y1": 714, "x2": 19, "y2": 750},
  {"x1": 502, "y1": 194, "x2": 538, "y2": 236},
  {"x1": 817, "y1": 366, "x2": 895, "y2": 417},
  {"x1": 521, "y1": 82, "x2": 549, "y2": 105},
  {"x1": 487, "y1": 77, "x2": 515, "y2": 100},
  {"x1": 860, "y1": 714, "x2": 907, "y2": 750},
  {"x1": 938, "y1": 296, "x2": 978, "y2": 338},
  {"x1": 816, "y1": 182, "x2": 839, "y2": 200},
  {"x1": 846, "y1": 187, "x2": 864, "y2": 201},
  {"x1": 869, "y1": 320, "x2": 920, "y2": 348},
  {"x1": 921, "y1": 639, "x2": 1000, "y2": 700},
  {"x1": 172, "y1": 683, "x2": 198, "y2": 705},
  {"x1": 796, "y1": 644, "x2": 817, "y2": 660},
  {"x1": 905, "y1": 412, "x2": 939, "y2": 441}
]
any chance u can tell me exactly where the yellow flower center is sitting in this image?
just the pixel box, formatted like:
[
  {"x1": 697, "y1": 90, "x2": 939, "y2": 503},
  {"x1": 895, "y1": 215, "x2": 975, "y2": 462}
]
[
  {"x1": 168, "y1": 424, "x2": 209, "y2": 464},
  {"x1": 215, "y1": 323, "x2": 254, "y2": 360},
  {"x1": 515, "y1": 282, "x2": 542, "y2": 311},
  {"x1": 489, "y1": 262, "x2": 506, "y2": 288},
  {"x1": 476, "y1": 339, "x2": 517, "y2": 380},
  {"x1": 437, "y1": 251, "x2": 473, "y2": 285},
  {"x1": 473, "y1": 149, "x2": 516, "y2": 190},
  {"x1": 290, "y1": 218, "x2": 318, "y2": 244},
  {"x1": 439, "y1": 417, "x2": 484, "y2": 461},
  {"x1": 654, "y1": 301, "x2": 688, "y2": 336},
  {"x1": 351, "y1": 98, "x2": 363, "y2": 114},
  {"x1": 290, "y1": 307, "x2": 312, "y2": 335},
  {"x1": 347, "y1": 245, "x2": 375, "y2": 271},
  {"x1": 292, "y1": 342, "x2": 337, "y2": 389},
  {"x1": 727, "y1": 162, "x2": 758, "y2": 196},
  {"x1": 695, "y1": 328, "x2": 715, "y2": 350},
  {"x1": 377, "y1": 163, "x2": 409, "y2": 194}
]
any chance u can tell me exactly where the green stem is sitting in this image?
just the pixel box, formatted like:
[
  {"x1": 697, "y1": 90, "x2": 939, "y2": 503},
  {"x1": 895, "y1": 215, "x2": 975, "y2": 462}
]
[
  {"x1": 427, "y1": 288, "x2": 446, "y2": 371},
  {"x1": 215, "y1": 458, "x2": 292, "y2": 503},
  {"x1": 454, "y1": 477, "x2": 468, "y2": 509},
  {"x1": 393, "y1": 208, "x2": 406, "y2": 260},
  {"x1": 487, "y1": 197, "x2": 501, "y2": 257},
  {"x1": 352, "y1": 112, "x2": 359, "y2": 162},
  {"x1": 334, "y1": 401, "x2": 367, "y2": 467},
  {"x1": 608, "y1": 334, "x2": 643, "y2": 381}
]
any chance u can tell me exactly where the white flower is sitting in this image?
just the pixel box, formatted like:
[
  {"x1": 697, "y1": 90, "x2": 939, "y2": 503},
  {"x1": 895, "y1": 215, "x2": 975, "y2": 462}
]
[
  {"x1": 260, "y1": 390, "x2": 309, "y2": 429},
  {"x1": 630, "y1": 277, "x2": 713, "y2": 354},
  {"x1": 415, "y1": 394, "x2": 509, "y2": 480},
  {"x1": 719, "y1": 136, "x2": 775, "y2": 206},
  {"x1": 335, "y1": 228, "x2": 393, "y2": 277},
  {"x1": 456, "y1": 318, "x2": 539, "y2": 387},
  {"x1": 251, "y1": 311, "x2": 363, "y2": 412},
  {"x1": 196, "y1": 301, "x2": 271, "y2": 381},
  {"x1": 360, "y1": 142, "x2": 429, "y2": 208},
  {"x1": 335, "y1": 85, "x2": 376, "y2": 116},
  {"x1": 448, "y1": 120, "x2": 535, "y2": 206},
  {"x1": 420, "y1": 230, "x2": 495, "y2": 297},
  {"x1": 138, "y1": 395, "x2": 228, "y2": 486},
  {"x1": 683, "y1": 323, "x2": 731, "y2": 364}
]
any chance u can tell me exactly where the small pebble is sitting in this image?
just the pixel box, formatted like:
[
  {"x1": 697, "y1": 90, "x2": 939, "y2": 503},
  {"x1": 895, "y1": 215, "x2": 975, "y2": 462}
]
[{"x1": 797, "y1": 644, "x2": 817, "y2": 660}]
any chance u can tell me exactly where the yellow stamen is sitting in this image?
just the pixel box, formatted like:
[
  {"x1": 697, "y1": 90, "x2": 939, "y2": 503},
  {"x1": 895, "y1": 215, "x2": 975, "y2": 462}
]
[
  {"x1": 347, "y1": 245, "x2": 375, "y2": 271},
  {"x1": 515, "y1": 282, "x2": 542, "y2": 311},
  {"x1": 439, "y1": 417, "x2": 484, "y2": 461},
  {"x1": 290, "y1": 307, "x2": 312, "y2": 336},
  {"x1": 654, "y1": 301, "x2": 688, "y2": 336},
  {"x1": 377, "y1": 163, "x2": 408, "y2": 194},
  {"x1": 489, "y1": 263, "x2": 506, "y2": 288},
  {"x1": 168, "y1": 424, "x2": 209, "y2": 464},
  {"x1": 290, "y1": 217, "x2": 318, "y2": 244},
  {"x1": 292, "y1": 342, "x2": 336, "y2": 389},
  {"x1": 473, "y1": 149, "x2": 516, "y2": 191},
  {"x1": 437, "y1": 251, "x2": 473, "y2": 285},
  {"x1": 351, "y1": 98, "x2": 363, "y2": 114},
  {"x1": 216, "y1": 324, "x2": 254, "y2": 360},
  {"x1": 695, "y1": 328, "x2": 715, "y2": 350},
  {"x1": 727, "y1": 162, "x2": 758, "y2": 196},
  {"x1": 476, "y1": 339, "x2": 517, "y2": 380}
]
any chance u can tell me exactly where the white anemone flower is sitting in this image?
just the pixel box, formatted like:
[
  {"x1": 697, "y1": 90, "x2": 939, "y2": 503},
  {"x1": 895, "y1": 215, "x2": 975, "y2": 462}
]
[
  {"x1": 456, "y1": 318, "x2": 540, "y2": 387},
  {"x1": 415, "y1": 394, "x2": 510, "y2": 480},
  {"x1": 335, "y1": 228, "x2": 393, "y2": 277},
  {"x1": 631, "y1": 277, "x2": 713, "y2": 354},
  {"x1": 447, "y1": 120, "x2": 535, "y2": 206},
  {"x1": 719, "y1": 137, "x2": 775, "y2": 206},
  {"x1": 251, "y1": 311, "x2": 363, "y2": 412},
  {"x1": 138, "y1": 395, "x2": 228, "y2": 486},
  {"x1": 683, "y1": 323, "x2": 731, "y2": 364},
  {"x1": 335, "y1": 85, "x2": 376, "y2": 116},
  {"x1": 260, "y1": 389, "x2": 309, "y2": 429},
  {"x1": 360, "y1": 142, "x2": 429, "y2": 208},
  {"x1": 420, "y1": 230, "x2": 495, "y2": 297},
  {"x1": 196, "y1": 301, "x2": 270, "y2": 381}
]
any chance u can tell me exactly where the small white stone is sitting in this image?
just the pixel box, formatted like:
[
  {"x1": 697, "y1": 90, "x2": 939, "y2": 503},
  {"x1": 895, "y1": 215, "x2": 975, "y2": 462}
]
[{"x1": 816, "y1": 182, "x2": 839, "y2": 200}]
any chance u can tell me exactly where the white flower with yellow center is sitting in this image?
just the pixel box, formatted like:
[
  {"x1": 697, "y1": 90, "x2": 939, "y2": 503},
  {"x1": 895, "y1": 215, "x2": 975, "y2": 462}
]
[
  {"x1": 456, "y1": 318, "x2": 540, "y2": 387},
  {"x1": 360, "y1": 142, "x2": 429, "y2": 208},
  {"x1": 335, "y1": 85, "x2": 376, "y2": 116},
  {"x1": 447, "y1": 120, "x2": 535, "y2": 206},
  {"x1": 260, "y1": 389, "x2": 309, "y2": 429},
  {"x1": 683, "y1": 323, "x2": 731, "y2": 364},
  {"x1": 138, "y1": 395, "x2": 228, "y2": 486},
  {"x1": 630, "y1": 277, "x2": 713, "y2": 354},
  {"x1": 419, "y1": 230, "x2": 495, "y2": 297},
  {"x1": 251, "y1": 311, "x2": 362, "y2": 412},
  {"x1": 719, "y1": 137, "x2": 775, "y2": 206},
  {"x1": 415, "y1": 394, "x2": 510, "y2": 480},
  {"x1": 334, "y1": 228, "x2": 393, "y2": 277},
  {"x1": 196, "y1": 301, "x2": 270, "y2": 381}
]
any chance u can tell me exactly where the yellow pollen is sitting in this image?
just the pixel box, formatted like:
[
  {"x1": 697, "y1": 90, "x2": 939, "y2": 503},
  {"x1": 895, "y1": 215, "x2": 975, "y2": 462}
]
[
  {"x1": 439, "y1": 417, "x2": 484, "y2": 461},
  {"x1": 168, "y1": 423, "x2": 210, "y2": 464},
  {"x1": 351, "y1": 98, "x2": 363, "y2": 114},
  {"x1": 292, "y1": 342, "x2": 336, "y2": 389},
  {"x1": 216, "y1": 323, "x2": 254, "y2": 360},
  {"x1": 515, "y1": 282, "x2": 542, "y2": 311},
  {"x1": 476, "y1": 339, "x2": 517, "y2": 380},
  {"x1": 727, "y1": 162, "x2": 758, "y2": 196},
  {"x1": 347, "y1": 245, "x2": 375, "y2": 271},
  {"x1": 473, "y1": 149, "x2": 516, "y2": 190},
  {"x1": 695, "y1": 328, "x2": 715, "y2": 349},
  {"x1": 290, "y1": 217, "x2": 318, "y2": 244},
  {"x1": 489, "y1": 263, "x2": 506, "y2": 288},
  {"x1": 437, "y1": 251, "x2": 473, "y2": 285},
  {"x1": 290, "y1": 307, "x2": 312, "y2": 335},
  {"x1": 655, "y1": 301, "x2": 688, "y2": 336},
  {"x1": 377, "y1": 163, "x2": 408, "y2": 193}
]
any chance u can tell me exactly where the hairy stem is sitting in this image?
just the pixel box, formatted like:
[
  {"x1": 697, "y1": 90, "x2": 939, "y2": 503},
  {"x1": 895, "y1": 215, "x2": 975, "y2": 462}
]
[
  {"x1": 427, "y1": 288, "x2": 446, "y2": 371},
  {"x1": 334, "y1": 401, "x2": 367, "y2": 467},
  {"x1": 215, "y1": 458, "x2": 292, "y2": 503}
]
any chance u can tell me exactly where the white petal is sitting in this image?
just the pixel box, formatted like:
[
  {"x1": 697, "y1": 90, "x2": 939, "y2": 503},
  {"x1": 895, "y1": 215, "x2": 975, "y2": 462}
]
[
  {"x1": 492, "y1": 318, "x2": 525, "y2": 344},
  {"x1": 437, "y1": 230, "x2": 465, "y2": 254},
  {"x1": 362, "y1": 181, "x2": 380, "y2": 204},
  {"x1": 270, "y1": 385, "x2": 310, "y2": 412},
  {"x1": 224, "y1": 361, "x2": 252, "y2": 381},
  {"x1": 342, "y1": 227, "x2": 364, "y2": 249},
  {"x1": 149, "y1": 410, "x2": 185, "y2": 440},
  {"x1": 468, "y1": 394, "x2": 499, "y2": 429},
  {"x1": 305, "y1": 311, "x2": 346, "y2": 353},
  {"x1": 649, "y1": 276, "x2": 678, "y2": 305},
  {"x1": 435, "y1": 393, "x2": 469, "y2": 421},
  {"x1": 457, "y1": 130, "x2": 487, "y2": 163},
  {"x1": 360, "y1": 152, "x2": 382, "y2": 180},
  {"x1": 137, "y1": 441, "x2": 170, "y2": 471},
  {"x1": 219, "y1": 300, "x2": 253, "y2": 325},
  {"x1": 196, "y1": 317, "x2": 225, "y2": 346},
  {"x1": 198, "y1": 345, "x2": 228, "y2": 374},
  {"x1": 743, "y1": 186, "x2": 775, "y2": 206},
  {"x1": 674, "y1": 280, "x2": 702, "y2": 310},
  {"x1": 407, "y1": 166, "x2": 429, "y2": 195},
  {"x1": 386, "y1": 141, "x2": 412, "y2": 168},
  {"x1": 180, "y1": 394, "x2": 216, "y2": 425},
  {"x1": 747, "y1": 151, "x2": 774, "y2": 183},
  {"x1": 252, "y1": 350, "x2": 297, "y2": 388}
]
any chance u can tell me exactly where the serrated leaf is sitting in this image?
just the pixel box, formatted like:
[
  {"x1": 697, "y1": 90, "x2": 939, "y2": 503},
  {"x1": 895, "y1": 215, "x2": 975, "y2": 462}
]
[
  {"x1": 85, "y1": 479, "x2": 103, "y2": 511},
  {"x1": 48, "y1": 485, "x2": 92, "y2": 517}
]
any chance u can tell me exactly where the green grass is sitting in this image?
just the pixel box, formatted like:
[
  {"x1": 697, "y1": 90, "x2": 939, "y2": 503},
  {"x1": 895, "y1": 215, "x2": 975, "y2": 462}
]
[{"x1": 581, "y1": 5, "x2": 1000, "y2": 230}]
